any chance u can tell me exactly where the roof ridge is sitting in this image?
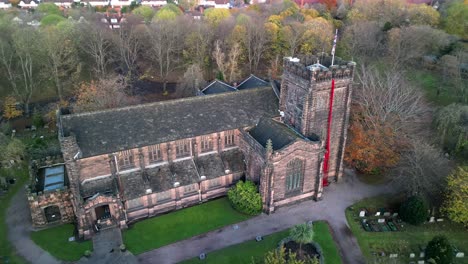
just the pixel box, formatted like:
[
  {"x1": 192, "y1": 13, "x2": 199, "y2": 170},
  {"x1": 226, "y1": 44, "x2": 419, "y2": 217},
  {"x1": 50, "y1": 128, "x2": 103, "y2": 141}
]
[{"x1": 62, "y1": 86, "x2": 272, "y2": 119}]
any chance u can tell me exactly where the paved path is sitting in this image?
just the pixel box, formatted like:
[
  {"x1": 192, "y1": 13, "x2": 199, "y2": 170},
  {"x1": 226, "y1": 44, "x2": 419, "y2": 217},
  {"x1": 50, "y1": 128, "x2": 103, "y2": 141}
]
[
  {"x1": 6, "y1": 187, "x2": 61, "y2": 264},
  {"x1": 138, "y1": 171, "x2": 393, "y2": 264}
]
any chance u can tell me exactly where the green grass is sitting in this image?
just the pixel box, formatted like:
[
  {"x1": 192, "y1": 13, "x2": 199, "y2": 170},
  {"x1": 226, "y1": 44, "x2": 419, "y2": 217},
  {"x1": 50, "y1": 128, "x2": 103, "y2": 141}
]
[
  {"x1": 407, "y1": 69, "x2": 461, "y2": 106},
  {"x1": 30, "y1": 224, "x2": 92, "y2": 261},
  {"x1": 180, "y1": 221, "x2": 342, "y2": 264},
  {"x1": 346, "y1": 195, "x2": 468, "y2": 264},
  {"x1": 313, "y1": 221, "x2": 342, "y2": 264},
  {"x1": 0, "y1": 166, "x2": 28, "y2": 264},
  {"x1": 123, "y1": 197, "x2": 252, "y2": 255}
]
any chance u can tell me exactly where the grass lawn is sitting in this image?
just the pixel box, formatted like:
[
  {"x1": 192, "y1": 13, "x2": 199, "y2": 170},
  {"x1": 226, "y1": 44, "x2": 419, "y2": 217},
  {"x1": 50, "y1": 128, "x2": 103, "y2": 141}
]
[
  {"x1": 123, "y1": 197, "x2": 252, "y2": 255},
  {"x1": 407, "y1": 69, "x2": 461, "y2": 106},
  {"x1": 0, "y1": 166, "x2": 28, "y2": 264},
  {"x1": 346, "y1": 195, "x2": 468, "y2": 264},
  {"x1": 181, "y1": 221, "x2": 342, "y2": 264},
  {"x1": 30, "y1": 224, "x2": 92, "y2": 261}
]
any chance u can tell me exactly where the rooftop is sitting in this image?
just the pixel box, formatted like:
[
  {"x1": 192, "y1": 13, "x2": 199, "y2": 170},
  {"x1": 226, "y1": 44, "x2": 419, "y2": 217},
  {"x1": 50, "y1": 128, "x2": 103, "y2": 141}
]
[
  {"x1": 236, "y1": 75, "x2": 269, "y2": 90},
  {"x1": 248, "y1": 118, "x2": 314, "y2": 151},
  {"x1": 61, "y1": 86, "x2": 279, "y2": 158},
  {"x1": 201, "y1": 80, "x2": 236, "y2": 95}
]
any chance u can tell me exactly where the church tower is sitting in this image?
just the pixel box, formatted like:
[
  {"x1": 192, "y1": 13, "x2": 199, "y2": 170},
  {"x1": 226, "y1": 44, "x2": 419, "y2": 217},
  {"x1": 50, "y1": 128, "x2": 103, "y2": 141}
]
[{"x1": 279, "y1": 55, "x2": 356, "y2": 182}]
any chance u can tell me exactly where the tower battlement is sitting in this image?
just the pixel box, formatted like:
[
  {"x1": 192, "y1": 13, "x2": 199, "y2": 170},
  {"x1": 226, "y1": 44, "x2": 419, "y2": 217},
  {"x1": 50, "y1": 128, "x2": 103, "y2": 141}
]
[{"x1": 283, "y1": 54, "x2": 356, "y2": 83}]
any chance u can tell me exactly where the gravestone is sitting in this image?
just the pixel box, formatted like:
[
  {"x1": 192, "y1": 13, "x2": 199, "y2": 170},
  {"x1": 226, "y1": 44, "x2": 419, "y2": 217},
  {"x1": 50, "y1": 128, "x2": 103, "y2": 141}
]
[
  {"x1": 384, "y1": 212, "x2": 391, "y2": 217},
  {"x1": 417, "y1": 261, "x2": 425, "y2": 264},
  {"x1": 68, "y1": 236, "x2": 75, "y2": 242},
  {"x1": 199, "y1": 253, "x2": 206, "y2": 260},
  {"x1": 233, "y1": 225, "x2": 239, "y2": 230},
  {"x1": 389, "y1": 254, "x2": 398, "y2": 258},
  {"x1": 378, "y1": 219, "x2": 385, "y2": 223},
  {"x1": 359, "y1": 211, "x2": 366, "y2": 217},
  {"x1": 456, "y1": 252, "x2": 464, "y2": 258},
  {"x1": 436, "y1": 218, "x2": 444, "y2": 222},
  {"x1": 392, "y1": 213, "x2": 398, "y2": 217},
  {"x1": 410, "y1": 253, "x2": 415, "y2": 258},
  {"x1": 256, "y1": 236, "x2": 263, "y2": 242},
  {"x1": 420, "y1": 252, "x2": 425, "y2": 258},
  {"x1": 429, "y1": 217, "x2": 435, "y2": 223},
  {"x1": 375, "y1": 212, "x2": 381, "y2": 216}
]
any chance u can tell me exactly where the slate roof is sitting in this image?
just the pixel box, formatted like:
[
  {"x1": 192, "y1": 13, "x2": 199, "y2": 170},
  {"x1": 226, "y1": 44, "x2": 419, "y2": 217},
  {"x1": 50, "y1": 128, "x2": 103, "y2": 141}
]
[
  {"x1": 201, "y1": 80, "x2": 236, "y2": 95},
  {"x1": 81, "y1": 176, "x2": 117, "y2": 199},
  {"x1": 248, "y1": 118, "x2": 305, "y2": 151},
  {"x1": 237, "y1": 75, "x2": 269, "y2": 90},
  {"x1": 61, "y1": 86, "x2": 279, "y2": 158}
]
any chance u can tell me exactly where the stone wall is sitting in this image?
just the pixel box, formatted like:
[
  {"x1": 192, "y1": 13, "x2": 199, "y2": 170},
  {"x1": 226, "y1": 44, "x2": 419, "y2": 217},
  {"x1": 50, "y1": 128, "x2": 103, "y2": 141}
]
[{"x1": 27, "y1": 188, "x2": 75, "y2": 227}]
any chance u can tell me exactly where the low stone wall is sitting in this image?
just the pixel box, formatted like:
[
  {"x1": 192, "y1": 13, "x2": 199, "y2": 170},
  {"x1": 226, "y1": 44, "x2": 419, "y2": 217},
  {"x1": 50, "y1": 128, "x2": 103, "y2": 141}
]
[{"x1": 27, "y1": 187, "x2": 75, "y2": 228}]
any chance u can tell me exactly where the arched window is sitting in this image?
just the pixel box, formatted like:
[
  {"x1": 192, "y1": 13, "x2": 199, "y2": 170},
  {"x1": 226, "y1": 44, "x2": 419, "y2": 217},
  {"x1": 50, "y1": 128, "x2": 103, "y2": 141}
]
[{"x1": 286, "y1": 159, "x2": 303, "y2": 192}]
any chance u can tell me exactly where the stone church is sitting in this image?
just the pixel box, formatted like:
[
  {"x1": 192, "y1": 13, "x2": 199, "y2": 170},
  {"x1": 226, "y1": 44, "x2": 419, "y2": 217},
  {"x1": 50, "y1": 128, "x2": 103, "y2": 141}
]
[{"x1": 27, "y1": 54, "x2": 355, "y2": 239}]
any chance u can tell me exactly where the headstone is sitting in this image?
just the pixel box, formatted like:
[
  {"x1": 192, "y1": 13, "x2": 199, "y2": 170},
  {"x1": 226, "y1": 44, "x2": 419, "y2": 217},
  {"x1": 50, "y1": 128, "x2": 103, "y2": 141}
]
[
  {"x1": 255, "y1": 236, "x2": 263, "y2": 242},
  {"x1": 68, "y1": 236, "x2": 75, "y2": 242},
  {"x1": 393, "y1": 213, "x2": 398, "y2": 217},
  {"x1": 429, "y1": 217, "x2": 435, "y2": 223},
  {"x1": 359, "y1": 211, "x2": 366, "y2": 217},
  {"x1": 456, "y1": 252, "x2": 464, "y2": 258},
  {"x1": 410, "y1": 253, "x2": 415, "y2": 258},
  {"x1": 389, "y1": 253, "x2": 398, "y2": 258},
  {"x1": 233, "y1": 224, "x2": 239, "y2": 230},
  {"x1": 375, "y1": 212, "x2": 381, "y2": 216},
  {"x1": 420, "y1": 252, "x2": 425, "y2": 258},
  {"x1": 436, "y1": 218, "x2": 444, "y2": 222},
  {"x1": 31, "y1": 125, "x2": 36, "y2": 131},
  {"x1": 378, "y1": 218, "x2": 385, "y2": 223},
  {"x1": 384, "y1": 212, "x2": 391, "y2": 217},
  {"x1": 307, "y1": 220, "x2": 313, "y2": 226},
  {"x1": 380, "y1": 252, "x2": 385, "y2": 257},
  {"x1": 418, "y1": 261, "x2": 425, "y2": 264},
  {"x1": 199, "y1": 253, "x2": 206, "y2": 260}
]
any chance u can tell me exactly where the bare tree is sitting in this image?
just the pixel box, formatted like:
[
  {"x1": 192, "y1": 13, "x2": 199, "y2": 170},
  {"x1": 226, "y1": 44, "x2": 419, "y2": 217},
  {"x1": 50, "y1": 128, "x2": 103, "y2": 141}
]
[
  {"x1": 392, "y1": 140, "x2": 451, "y2": 200},
  {"x1": 184, "y1": 20, "x2": 213, "y2": 68},
  {"x1": 115, "y1": 18, "x2": 144, "y2": 85},
  {"x1": 342, "y1": 21, "x2": 385, "y2": 61},
  {"x1": 42, "y1": 26, "x2": 81, "y2": 100},
  {"x1": 78, "y1": 22, "x2": 115, "y2": 77},
  {"x1": 177, "y1": 64, "x2": 206, "y2": 97},
  {"x1": 212, "y1": 39, "x2": 227, "y2": 80},
  {"x1": 387, "y1": 25, "x2": 450, "y2": 66},
  {"x1": 243, "y1": 19, "x2": 270, "y2": 73},
  {"x1": 75, "y1": 76, "x2": 136, "y2": 112},
  {"x1": 0, "y1": 27, "x2": 44, "y2": 114},
  {"x1": 282, "y1": 21, "x2": 307, "y2": 57},
  {"x1": 226, "y1": 43, "x2": 242, "y2": 83},
  {"x1": 145, "y1": 18, "x2": 187, "y2": 91},
  {"x1": 355, "y1": 65, "x2": 427, "y2": 132}
]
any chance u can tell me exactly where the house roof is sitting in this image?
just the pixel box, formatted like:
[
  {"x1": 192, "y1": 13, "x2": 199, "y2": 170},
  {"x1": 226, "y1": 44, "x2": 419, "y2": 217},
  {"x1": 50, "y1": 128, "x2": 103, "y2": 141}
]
[
  {"x1": 201, "y1": 80, "x2": 236, "y2": 95},
  {"x1": 61, "y1": 86, "x2": 279, "y2": 158},
  {"x1": 248, "y1": 118, "x2": 308, "y2": 151},
  {"x1": 236, "y1": 75, "x2": 269, "y2": 90}
]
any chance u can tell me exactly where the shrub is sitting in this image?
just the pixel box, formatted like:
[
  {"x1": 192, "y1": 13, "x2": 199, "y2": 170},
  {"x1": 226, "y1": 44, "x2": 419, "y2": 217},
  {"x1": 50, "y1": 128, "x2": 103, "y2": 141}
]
[
  {"x1": 84, "y1": 250, "x2": 92, "y2": 257},
  {"x1": 227, "y1": 180, "x2": 262, "y2": 215},
  {"x1": 32, "y1": 111, "x2": 44, "y2": 128},
  {"x1": 399, "y1": 196, "x2": 429, "y2": 225},
  {"x1": 425, "y1": 236, "x2": 453, "y2": 264}
]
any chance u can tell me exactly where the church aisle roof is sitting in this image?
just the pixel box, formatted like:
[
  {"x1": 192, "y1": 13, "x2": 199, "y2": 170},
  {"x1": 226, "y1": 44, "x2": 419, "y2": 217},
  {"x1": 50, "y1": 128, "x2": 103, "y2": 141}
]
[
  {"x1": 237, "y1": 75, "x2": 269, "y2": 90},
  {"x1": 61, "y1": 86, "x2": 279, "y2": 158},
  {"x1": 248, "y1": 118, "x2": 303, "y2": 151},
  {"x1": 201, "y1": 80, "x2": 236, "y2": 95}
]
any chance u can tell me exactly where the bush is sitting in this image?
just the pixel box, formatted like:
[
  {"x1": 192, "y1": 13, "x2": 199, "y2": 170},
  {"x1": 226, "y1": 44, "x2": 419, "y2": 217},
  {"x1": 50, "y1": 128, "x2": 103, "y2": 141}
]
[
  {"x1": 227, "y1": 180, "x2": 262, "y2": 215},
  {"x1": 84, "y1": 250, "x2": 92, "y2": 257},
  {"x1": 32, "y1": 111, "x2": 44, "y2": 128},
  {"x1": 425, "y1": 236, "x2": 453, "y2": 264},
  {"x1": 399, "y1": 196, "x2": 429, "y2": 225}
]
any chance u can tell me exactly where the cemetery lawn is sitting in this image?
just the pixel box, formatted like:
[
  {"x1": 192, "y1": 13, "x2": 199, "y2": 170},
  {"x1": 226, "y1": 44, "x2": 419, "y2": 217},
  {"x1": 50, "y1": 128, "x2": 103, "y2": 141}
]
[
  {"x1": 30, "y1": 224, "x2": 93, "y2": 261},
  {"x1": 123, "y1": 197, "x2": 252, "y2": 254},
  {"x1": 0, "y1": 166, "x2": 28, "y2": 264},
  {"x1": 346, "y1": 195, "x2": 468, "y2": 264},
  {"x1": 181, "y1": 221, "x2": 342, "y2": 264}
]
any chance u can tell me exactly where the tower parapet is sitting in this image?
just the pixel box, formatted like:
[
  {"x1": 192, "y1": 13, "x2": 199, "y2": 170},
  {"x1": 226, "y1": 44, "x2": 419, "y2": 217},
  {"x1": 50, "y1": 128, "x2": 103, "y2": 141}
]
[{"x1": 283, "y1": 54, "x2": 356, "y2": 84}]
